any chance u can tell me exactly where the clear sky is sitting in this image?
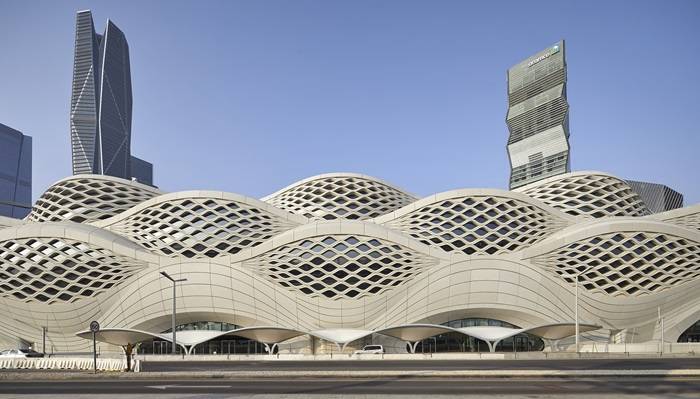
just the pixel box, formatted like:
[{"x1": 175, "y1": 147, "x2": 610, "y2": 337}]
[{"x1": 1, "y1": 0, "x2": 698, "y2": 204}]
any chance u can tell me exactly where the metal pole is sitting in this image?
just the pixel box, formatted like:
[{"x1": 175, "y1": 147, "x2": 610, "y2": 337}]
[
  {"x1": 42, "y1": 326, "x2": 46, "y2": 356},
  {"x1": 92, "y1": 331, "x2": 97, "y2": 374},
  {"x1": 172, "y1": 281, "x2": 177, "y2": 354},
  {"x1": 661, "y1": 316, "x2": 664, "y2": 354},
  {"x1": 575, "y1": 274, "x2": 579, "y2": 353},
  {"x1": 574, "y1": 267, "x2": 592, "y2": 354}
]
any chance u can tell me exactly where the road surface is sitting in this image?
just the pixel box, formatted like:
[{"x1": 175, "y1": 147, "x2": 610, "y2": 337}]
[
  {"x1": 0, "y1": 377, "x2": 699, "y2": 396},
  {"x1": 140, "y1": 357, "x2": 700, "y2": 372}
]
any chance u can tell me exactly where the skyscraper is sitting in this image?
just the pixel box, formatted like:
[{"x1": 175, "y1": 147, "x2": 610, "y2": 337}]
[
  {"x1": 0, "y1": 123, "x2": 32, "y2": 219},
  {"x1": 626, "y1": 180, "x2": 684, "y2": 213},
  {"x1": 70, "y1": 10, "x2": 138, "y2": 181},
  {"x1": 506, "y1": 40, "x2": 570, "y2": 189}
]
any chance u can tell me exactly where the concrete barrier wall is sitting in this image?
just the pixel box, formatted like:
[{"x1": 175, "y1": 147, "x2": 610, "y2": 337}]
[
  {"x1": 136, "y1": 346, "x2": 700, "y2": 362},
  {"x1": 575, "y1": 342, "x2": 700, "y2": 354},
  {"x1": 0, "y1": 357, "x2": 138, "y2": 372},
  {"x1": 137, "y1": 353, "x2": 507, "y2": 361}
]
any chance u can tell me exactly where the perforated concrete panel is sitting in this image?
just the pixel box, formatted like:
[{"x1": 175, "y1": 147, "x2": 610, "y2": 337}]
[
  {"x1": 28, "y1": 175, "x2": 161, "y2": 223},
  {"x1": 381, "y1": 193, "x2": 571, "y2": 255},
  {"x1": 0, "y1": 237, "x2": 146, "y2": 303},
  {"x1": 244, "y1": 235, "x2": 437, "y2": 299},
  {"x1": 263, "y1": 174, "x2": 416, "y2": 220},
  {"x1": 104, "y1": 196, "x2": 302, "y2": 258},
  {"x1": 516, "y1": 172, "x2": 649, "y2": 218},
  {"x1": 531, "y1": 231, "x2": 700, "y2": 297}
]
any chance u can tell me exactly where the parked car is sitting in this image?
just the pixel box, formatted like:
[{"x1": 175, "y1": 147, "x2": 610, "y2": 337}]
[
  {"x1": 353, "y1": 345, "x2": 384, "y2": 354},
  {"x1": 19, "y1": 348, "x2": 44, "y2": 358},
  {"x1": 0, "y1": 348, "x2": 44, "y2": 358}
]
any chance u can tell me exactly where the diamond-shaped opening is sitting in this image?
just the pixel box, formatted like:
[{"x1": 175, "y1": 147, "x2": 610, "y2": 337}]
[{"x1": 321, "y1": 264, "x2": 336, "y2": 272}]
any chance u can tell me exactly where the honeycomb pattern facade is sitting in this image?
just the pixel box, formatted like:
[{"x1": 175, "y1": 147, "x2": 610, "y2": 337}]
[
  {"x1": 244, "y1": 235, "x2": 438, "y2": 299},
  {"x1": 0, "y1": 237, "x2": 146, "y2": 304},
  {"x1": 28, "y1": 176, "x2": 161, "y2": 223},
  {"x1": 517, "y1": 173, "x2": 649, "y2": 218},
  {"x1": 531, "y1": 232, "x2": 700, "y2": 297},
  {"x1": 105, "y1": 197, "x2": 301, "y2": 258},
  {"x1": 382, "y1": 194, "x2": 570, "y2": 255},
  {"x1": 263, "y1": 174, "x2": 416, "y2": 220}
]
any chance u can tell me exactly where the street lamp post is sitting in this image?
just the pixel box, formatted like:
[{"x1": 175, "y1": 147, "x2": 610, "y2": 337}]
[
  {"x1": 575, "y1": 266, "x2": 593, "y2": 353},
  {"x1": 160, "y1": 271, "x2": 187, "y2": 354}
]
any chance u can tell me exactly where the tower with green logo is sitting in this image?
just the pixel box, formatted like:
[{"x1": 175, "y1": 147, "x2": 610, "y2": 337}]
[{"x1": 506, "y1": 40, "x2": 570, "y2": 189}]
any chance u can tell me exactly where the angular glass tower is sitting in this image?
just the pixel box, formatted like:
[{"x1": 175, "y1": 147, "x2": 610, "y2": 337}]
[
  {"x1": 0, "y1": 123, "x2": 32, "y2": 218},
  {"x1": 70, "y1": 10, "x2": 132, "y2": 179},
  {"x1": 626, "y1": 180, "x2": 684, "y2": 213},
  {"x1": 506, "y1": 40, "x2": 570, "y2": 189}
]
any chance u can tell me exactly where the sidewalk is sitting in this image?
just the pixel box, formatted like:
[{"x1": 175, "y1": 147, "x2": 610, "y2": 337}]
[{"x1": 2, "y1": 369, "x2": 700, "y2": 380}]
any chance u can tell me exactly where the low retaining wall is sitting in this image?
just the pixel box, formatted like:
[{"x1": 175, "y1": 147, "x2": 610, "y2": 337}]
[
  {"x1": 137, "y1": 351, "x2": 700, "y2": 362},
  {"x1": 576, "y1": 342, "x2": 699, "y2": 354},
  {"x1": 137, "y1": 353, "x2": 507, "y2": 361},
  {"x1": 0, "y1": 357, "x2": 138, "y2": 372}
]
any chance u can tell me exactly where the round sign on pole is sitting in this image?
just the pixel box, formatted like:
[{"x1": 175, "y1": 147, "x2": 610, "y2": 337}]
[{"x1": 90, "y1": 320, "x2": 100, "y2": 333}]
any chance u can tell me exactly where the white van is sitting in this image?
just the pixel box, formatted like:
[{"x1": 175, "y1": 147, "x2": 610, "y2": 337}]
[{"x1": 353, "y1": 345, "x2": 384, "y2": 354}]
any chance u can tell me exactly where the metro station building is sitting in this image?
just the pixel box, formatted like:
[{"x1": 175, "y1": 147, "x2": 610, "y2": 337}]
[{"x1": 0, "y1": 172, "x2": 698, "y2": 354}]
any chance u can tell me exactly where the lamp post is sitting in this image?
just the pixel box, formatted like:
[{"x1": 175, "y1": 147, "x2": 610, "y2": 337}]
[
  {"x1": 575, "y1": 266, "x2": 593, "y2": 353},
  {"x1": 160, "y1": 271, "x2": 187, "y2": 354}
]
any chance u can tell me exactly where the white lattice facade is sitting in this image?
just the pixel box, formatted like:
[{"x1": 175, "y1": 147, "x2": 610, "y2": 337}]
[
  {"x1": 0, "y1": 171, "x2": 699, "y2": 354},
  {"x1": 263, "y1": 173, "x2": 417, "y2": 221},
  {"x1": 27, "y1": 175, "x2": 161, "y2": 223},
  {"x1": 515, "y1": 171, "x2": 650, "y2": 218}
]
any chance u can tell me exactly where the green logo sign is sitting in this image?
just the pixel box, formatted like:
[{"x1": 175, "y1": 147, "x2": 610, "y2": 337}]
[{"x1": 528, "y1": 44, "x2": 561, "y2": 67}]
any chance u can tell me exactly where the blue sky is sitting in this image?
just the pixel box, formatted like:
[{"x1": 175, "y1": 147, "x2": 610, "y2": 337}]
[{"x1": 1, "y1": 0, "x2": 698, "y2": 203}]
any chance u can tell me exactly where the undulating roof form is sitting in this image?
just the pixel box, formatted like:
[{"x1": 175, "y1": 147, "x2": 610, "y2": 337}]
[
  {"x1": 95, "y1": 192, "x2": 306, "y2": 258},
  {"x1": 375, "y1": 189, "x2": 573, "y2": 255},
  {"x1": 263, "y1": 173, "x2": 416, "y2": 221},
  {"x1": 515, "y1": 171, "x2": 650, "y2": 218},
  {"x1": 1, "y1": 171, "x2": 698, "y2": 354},
  {"x1": 27, "y1": 175, "x2": 161, "y2": 223}
]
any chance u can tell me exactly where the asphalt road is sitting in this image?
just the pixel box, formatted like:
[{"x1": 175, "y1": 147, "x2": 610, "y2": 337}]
[
  {"x1": 0, "y1": 377, "x2": 699, "y2": 395},
  {"x1": 141, "y1": 357, "x2": 700, "y2": 372}
]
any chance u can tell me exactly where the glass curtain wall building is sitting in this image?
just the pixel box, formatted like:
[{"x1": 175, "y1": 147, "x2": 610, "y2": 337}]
[
  {"x1": 506, "y1": 40, "x2": 570, "y2": 189},
  {"x1": 626, "y1": 180, "x2": 684, "y2": 213},
  {"x1": 0, "y1": 123, "x2": 32, "y2": 218},
  {"x1": 70, "y1": 10, "x2": 147, "y2": 182}
]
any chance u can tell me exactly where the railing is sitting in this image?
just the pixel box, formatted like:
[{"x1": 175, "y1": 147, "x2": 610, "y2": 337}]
[{"x1": 0, "y1": 357, "x2": 137, "y2": 371}]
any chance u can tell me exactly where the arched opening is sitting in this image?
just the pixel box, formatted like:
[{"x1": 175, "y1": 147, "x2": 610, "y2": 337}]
[
  {"x1": 678, "y1": 320, "x2": 700, "y2": 343},
  {"x1": 411, "y1": 318, "x2": 544, "y2": 353}
]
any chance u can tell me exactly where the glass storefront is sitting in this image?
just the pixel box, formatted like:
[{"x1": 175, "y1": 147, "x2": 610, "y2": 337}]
[
  {"x1": 162, "y1": 321, "x2": 239, "y2": 333},
  {"x1": 411, "y1": 318, "x2": 544, "y2": 353},
  {"x1": 678, "y1": 321, "x2": 700, "y2": 343},
  {"x1": 190, "y1": 336, "x2": 273, "y2": 355}
]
